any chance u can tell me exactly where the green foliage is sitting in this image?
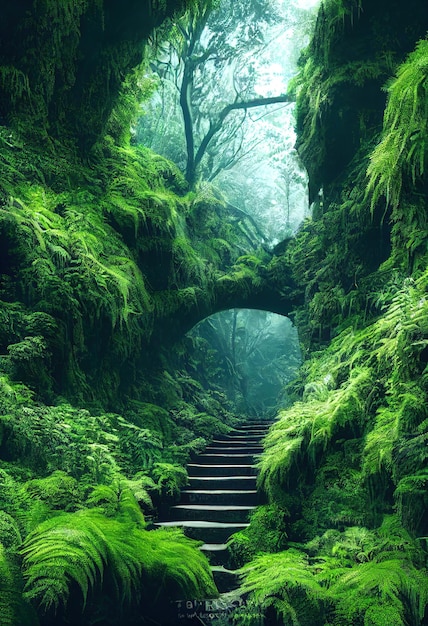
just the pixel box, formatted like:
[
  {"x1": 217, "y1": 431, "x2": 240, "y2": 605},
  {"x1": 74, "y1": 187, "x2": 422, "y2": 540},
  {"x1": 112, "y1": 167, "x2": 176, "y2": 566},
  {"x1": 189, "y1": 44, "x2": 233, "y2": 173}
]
[
  {"x1": 0, "y1": 512, "x2": 22, "y2": 550},
  {"x1": 21, "y1": 507, "x2": 217, "y2": 617},
  {"x1": 0, "y1": 543, "x2": 38, "y2": 626},
  {"x1": 330, "y1": 558, "x2": 427, "y2": 625},
  {"x1": 115, "y1": 416, "x2": 163, "y2": 471},
  {"x1": 86, "y1": 474, "x2": 155, "y2": 516},
  {"x1": 367, "y1": 38, "x2": 428, "y2": 209},
  {"x1": 0, "y1": 468, "x2": 23, "y2": 516},
  {"x1": 238, "y1": 549, "x2": 324, "y2": 626},
  {"x1": 123, "y1": 401, "x2": 173, "y2": 439},
  {"x1": 237, "y1": 7, "x2": 428, "y2": 626},
  {"x1": 144, "y1": 526, "x2": 218, "y2": 600},
  {"x1": 0, "y1": 0, "x2": 200, "y2": 150},
  {"x1": 21, "y1": 509, "x2": 142, "y2": 612},
  {"x1": 297, "y1": 447, "x2": 370, "y2": 538},
  {"x1": 0, "y1": 131, "x2": 230, "y2": 406},
  {"x1": 259, "y1": 268, "x2": 428, "y2": 530},
  {"x1": 7, "y1": 336, "x2": 51, "y2": 383},
  {"x1": 1, "y1": 368, "x2": 203, "y2": 495},
  {"x1": 1, "y1": 5, "x2": 427, "y2": 626},
  {"x1": 229, "y1": 504, "x2": 289, "y2": 567},
  {"x1": 0, "y1": 180, "x2": 154, "y2": 399},
  {"x1": 237, "y1": 516, "x2": 428, "y2": 626},
  {"x1": 258, "y1": 365, "x2": 372, "y2": 501},
  {"x1": 244, "y1": 256, "x2": 428, "y2": 623},
  {"x1": 21, "y1": 470, "x2": 81, "y2": 512},
  {"x1": 151, "y1": 462, "x2": 188, "y2": 498},
  {"x1": 293, "y1": 0, "x2": 407, "y2": 201}
]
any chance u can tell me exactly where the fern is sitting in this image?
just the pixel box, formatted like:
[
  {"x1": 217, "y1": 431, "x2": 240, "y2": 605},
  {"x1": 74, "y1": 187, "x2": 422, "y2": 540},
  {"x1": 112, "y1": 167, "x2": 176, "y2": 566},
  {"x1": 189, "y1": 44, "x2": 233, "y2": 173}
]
[
  {"x1": 363, "y1": 405, "x2": 397, "y2": 477},
  {"x1": 238, "y1": 549, "x2": 324, "y2": 626},
  {"x1": 22, "y1": 471, "x2": 80, "y2": 513},
  {"x1": 151, "y1": 462, "x2": 188, "y2": 497},
  {"x1": 146, "y1": 527, "x2": 218, "y2": 600},
  {"x1": 329, "y1": 558, "x2": 428, "y2": 625},
  {"x1": 22, "y1": 511, "x2": 108, "y2": 611},
  {"x1": 258, "y1": 366, "x2": 372, "y2": 499},
  {"x1": 237, "y1": 515, "x2": 428, "y2": 626},
  {"x1": 367, "y1": 37, "x2": 428, "y2": 209},
  {"x1": 0, "y1": 512, "x2": 22, "y2": 550},
  {"x1": 21, "y1": 506, "x2": 216, "y2": 616},
  {"x1": 0, "y1": 543, "x2": 37, "y2": 626},
  {"x1": 86, "y1": 475, "x2": 153, "y2": 520}
]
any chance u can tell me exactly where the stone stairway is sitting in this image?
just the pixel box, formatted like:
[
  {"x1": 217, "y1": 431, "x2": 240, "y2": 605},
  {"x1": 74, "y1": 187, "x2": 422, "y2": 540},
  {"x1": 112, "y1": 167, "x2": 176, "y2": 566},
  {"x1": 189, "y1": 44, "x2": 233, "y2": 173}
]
[{"x1": 156, "y1": 422, "x2": 271, "y2": 598}]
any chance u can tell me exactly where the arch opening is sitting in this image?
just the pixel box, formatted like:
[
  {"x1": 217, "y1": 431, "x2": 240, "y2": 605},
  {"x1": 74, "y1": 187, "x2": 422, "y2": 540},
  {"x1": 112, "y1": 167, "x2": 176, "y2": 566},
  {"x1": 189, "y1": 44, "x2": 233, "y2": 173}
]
[{"x1": 186, "y1": 308, "x2": 301, "y2": 419}]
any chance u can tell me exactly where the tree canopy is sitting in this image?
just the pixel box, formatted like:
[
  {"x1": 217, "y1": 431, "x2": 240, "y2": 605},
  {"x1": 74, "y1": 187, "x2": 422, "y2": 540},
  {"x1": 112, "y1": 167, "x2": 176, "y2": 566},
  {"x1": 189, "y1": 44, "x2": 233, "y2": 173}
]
[{"x1": 138, "y1": 0, "x2": 314, "y2": 181}]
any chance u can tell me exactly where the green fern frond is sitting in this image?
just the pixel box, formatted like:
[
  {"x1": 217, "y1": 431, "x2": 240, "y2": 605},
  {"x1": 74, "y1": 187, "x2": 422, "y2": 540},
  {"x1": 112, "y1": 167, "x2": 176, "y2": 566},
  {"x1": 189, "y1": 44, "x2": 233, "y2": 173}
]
[
  {"x1": 363, "y1": 406, "x2": 397, "y2": 476},
  {"x1": 146, "y1": 527, "x2": 217, "y2": 600},
  {"x1": 151, "y1": 462, "x2": 189, "y2": 497},
  {"x1": 86, "y1": 472, "x2": 152, "y2": 521},
  {"x1": 330, "y1": 558, "x2": 428, "y2": 625},
  {"x1": 21, "y1": 512, "x2": 108, "y2": 610},
  {"x1": 239, "y1": 549, "x2": 323, "y2": 625},
  {"x1": 259, "y1": 366, "x2": 372, "y2": 498},
  {"x1": 21, "y1": 505, "x2": 217, "y2": 615},
  {"x1": 367, "y1": 37, "x2": 428, "y2": 209}
]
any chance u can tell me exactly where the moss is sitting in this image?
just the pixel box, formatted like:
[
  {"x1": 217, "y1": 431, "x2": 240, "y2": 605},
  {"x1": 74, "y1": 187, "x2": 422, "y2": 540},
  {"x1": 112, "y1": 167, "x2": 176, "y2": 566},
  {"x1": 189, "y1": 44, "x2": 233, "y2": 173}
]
[
  {"x1": 0, "y1": 0, "x2": 204, "y2": 152},
  {"x1": 294, "y1": 0, "x2": 428, "y2": 201}
]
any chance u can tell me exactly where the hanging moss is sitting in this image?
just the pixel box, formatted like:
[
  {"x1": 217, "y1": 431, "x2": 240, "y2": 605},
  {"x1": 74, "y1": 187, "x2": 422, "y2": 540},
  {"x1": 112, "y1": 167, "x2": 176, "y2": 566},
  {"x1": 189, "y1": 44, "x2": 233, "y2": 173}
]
[
  {"x1": 294, "y1": 0, "x2": 428, "y2": 201},
  {"x1": 366, "y1": 38, "x2": 428, "y2": 210},
  {"x1": 0, "y1": 0, "x2": 207, "y2": 151}
]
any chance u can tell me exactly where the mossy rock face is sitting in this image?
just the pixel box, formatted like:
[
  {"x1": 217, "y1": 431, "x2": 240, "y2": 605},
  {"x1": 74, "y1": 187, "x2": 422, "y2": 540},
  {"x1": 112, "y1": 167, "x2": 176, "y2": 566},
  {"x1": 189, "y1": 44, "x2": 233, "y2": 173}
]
[
  {"x1": 0, "y1": 0, "x2": 198, "y2": 151},
  {"x1": 295, "y1": 0, "x2": 428, "y2": 202},
  {"x1": 288, "y1": 0, "x2": 428, "y2": 351}
]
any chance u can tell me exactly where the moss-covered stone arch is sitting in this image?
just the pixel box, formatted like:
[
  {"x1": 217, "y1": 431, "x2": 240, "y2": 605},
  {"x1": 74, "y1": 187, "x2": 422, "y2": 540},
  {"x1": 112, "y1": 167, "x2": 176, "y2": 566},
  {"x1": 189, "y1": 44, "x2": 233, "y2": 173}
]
[{"x1": 150, "y1": 252, "x2": 304, "y2": 347}]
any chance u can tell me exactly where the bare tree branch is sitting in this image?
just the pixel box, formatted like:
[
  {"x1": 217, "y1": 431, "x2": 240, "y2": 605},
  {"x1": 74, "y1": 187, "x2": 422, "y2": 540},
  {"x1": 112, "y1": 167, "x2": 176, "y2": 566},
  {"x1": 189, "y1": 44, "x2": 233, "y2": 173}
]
[{"x1": 187, "y1": 94, "x2": 293, "y2": 185}]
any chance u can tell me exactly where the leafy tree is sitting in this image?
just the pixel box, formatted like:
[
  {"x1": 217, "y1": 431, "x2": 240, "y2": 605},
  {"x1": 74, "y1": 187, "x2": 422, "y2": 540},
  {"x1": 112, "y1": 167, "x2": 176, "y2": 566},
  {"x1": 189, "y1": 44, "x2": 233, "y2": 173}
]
[{"x1": 138, "y1": 0, "x2": 295, "y2": 186}]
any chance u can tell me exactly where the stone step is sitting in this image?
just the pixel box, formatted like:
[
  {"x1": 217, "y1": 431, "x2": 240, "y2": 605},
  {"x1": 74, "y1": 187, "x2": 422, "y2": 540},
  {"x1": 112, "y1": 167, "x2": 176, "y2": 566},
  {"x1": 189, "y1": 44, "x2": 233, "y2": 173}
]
[
  {"x1": 199, "y1": 542, "x2": 228, "y2": 566},
  {"x1": 197, "y1": 453, "x2": 256, "y2": 465},
  {"x1": 181, "y1": 489, "x2": 258, "y2": 506},
  {"x1": 205, "y1": 445, "x2": 263, "y2": 455},
  {"x1": 230, "y1": 434, "x2": 266, "y2": 440},
  {"x1": 211, "y1": 438, "x2": 263, "y2": 447},
  {"x1": 188, "y1": 463, "x2": 257, "y2": 477},
  {"x1": 170, "y1": 504, "x2": 255, "y2": 523},
  {"x1": 233, "y1": 422, "x2": 270, "y2": 427},
  {"x1": 155, "y1": 520, "x2": 249, "y2": 543},
  {"x1": 231, "y1": 428, "x2": 269, "y2": 435},
  {"x1": 156, "y1": 422, "x2": 272, "y2": 596},
  {"x1": 211, "y1": 565, "x2": 240, "y2": 593},
  {"x1": 216, "y1": 433, "x2": 266, "y2": 441},
  {"x1": 188, "y1": 475, "x2": 257, "y2": 490}
]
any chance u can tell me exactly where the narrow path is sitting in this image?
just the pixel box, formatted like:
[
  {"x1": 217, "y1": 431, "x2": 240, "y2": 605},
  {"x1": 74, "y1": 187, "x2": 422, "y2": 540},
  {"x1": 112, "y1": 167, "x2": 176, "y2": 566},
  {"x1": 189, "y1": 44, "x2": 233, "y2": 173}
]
[{"x1": 155, "y1": 422, "x2": 271, "y2": 621}]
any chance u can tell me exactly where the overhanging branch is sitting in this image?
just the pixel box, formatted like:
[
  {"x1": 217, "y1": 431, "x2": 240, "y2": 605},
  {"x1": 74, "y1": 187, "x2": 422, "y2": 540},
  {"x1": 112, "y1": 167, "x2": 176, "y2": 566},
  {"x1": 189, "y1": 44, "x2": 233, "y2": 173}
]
[{"x1": 188, "y1": 93, "x2": 293, "y2": 184}]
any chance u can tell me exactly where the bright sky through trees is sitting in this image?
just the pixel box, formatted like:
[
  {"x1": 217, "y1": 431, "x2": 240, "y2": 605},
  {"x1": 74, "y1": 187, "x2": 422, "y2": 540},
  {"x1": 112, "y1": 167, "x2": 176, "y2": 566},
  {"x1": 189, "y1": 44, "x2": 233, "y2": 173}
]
[
  {"x1": 137, "y1": 0, "x2": 320, "y2": 244},
  {"x1": 293, "y1": 0, "x2": 320, "y2": 8}
]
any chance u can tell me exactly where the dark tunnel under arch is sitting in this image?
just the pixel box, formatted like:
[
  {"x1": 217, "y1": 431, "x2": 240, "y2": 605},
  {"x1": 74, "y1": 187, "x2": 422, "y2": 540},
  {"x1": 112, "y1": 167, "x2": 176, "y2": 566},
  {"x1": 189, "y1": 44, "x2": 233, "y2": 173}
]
[{"x1": 186, "y1": 308, "x2": 302, "y2": 418}]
